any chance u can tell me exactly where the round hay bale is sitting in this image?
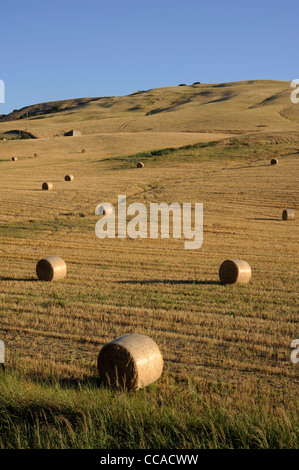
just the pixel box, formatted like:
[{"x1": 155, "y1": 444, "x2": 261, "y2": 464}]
[
  {"x1": 34, "y1": 153, "x2": 39, "y2": 158},
  {"x1": 219, "y1": 259, "x2": 251, "y2": 285},
  {"x1": 137, "y1": 162, "x2": 144, "y2": 168},
  {"x1": 95, "y1": 203, "x2": 114, "y2": 216},
  {"x1": 82, "y1": 149, "x2": 87, "y2": 154},
  {"x1": 282, "y1": 209, "x2": 295, "y2": 221},
  {"x1": 97, "y1": 333, "x2": 163, "y2": 390},
  {"x1": 36, "y1": 256, "x2": 67, "y2": 281},
  {"x1": 270, "y1": 158, "x2": 278, "y2": 165},
  {"x1": 42, "y1": 182, "x2": 53, "y2": 191},
  {"x1": 11, "y1": 157, "x2": 18, "y2": 161},
  {"x1": 64, "y1": 174, "x2": 74, "y2": 182}
]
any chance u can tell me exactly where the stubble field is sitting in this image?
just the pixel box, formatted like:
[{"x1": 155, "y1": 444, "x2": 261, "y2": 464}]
[{"x1": 0, "y1": 81, "x2": 298, "y2": 448}]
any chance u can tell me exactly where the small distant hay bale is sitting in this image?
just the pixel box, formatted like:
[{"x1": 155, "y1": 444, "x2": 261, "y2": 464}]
[
  {"x1": 36, "y1": 256, "x2": 67, "y2": 281},
  {"x1": 42, "y1": 182, "x2": 53, "y2": 191},
  {"x1": 95, "y1": 203, "x2": 114, "y2": 216},
  {"x1": 11, "y1": 157, "x2": 18, "y2": 161},
  {"x1": 65, "y1": 174, "x2": 74, "y2": 182},
  {"x1": 97, "y1": 333, "x2": 163, "y2": 390},
  {"x1": 219, "y1": 259, "x2": 251, "y2": 285},
  {"x1": 270, "y1": 158, "x2": 278, "y2": 165},
  {"x1": 82, "y1": 149, "x2": 87, "y2": 154},
  {"x1": 282, "y1": 209, "x2": 295, "y2": 221},
  {"x1": 137, "y1": 162, "x2": 144, "y2": 168},
  {"x1": 34, "y1": 153, "x2": 39, "y2": 158}
]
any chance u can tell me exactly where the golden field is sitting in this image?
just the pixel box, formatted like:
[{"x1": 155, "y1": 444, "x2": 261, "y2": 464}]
[{"x1": 0, "y1": 79, "x2": 298, "y2": 406}]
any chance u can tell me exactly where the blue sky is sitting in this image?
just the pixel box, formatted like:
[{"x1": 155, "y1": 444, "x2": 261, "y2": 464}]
[{"x1": 1, "y1": 0, "x2": 298, "y2": 114}]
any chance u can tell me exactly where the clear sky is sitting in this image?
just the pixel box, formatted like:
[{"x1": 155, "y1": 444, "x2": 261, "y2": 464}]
[{"x1": 0, "y1": 0, "x2": 298, "y2": 114}]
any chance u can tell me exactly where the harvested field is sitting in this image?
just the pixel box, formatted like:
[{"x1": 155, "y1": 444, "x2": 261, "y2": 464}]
[
  {"x1": 0, "y1": 80, "x2": 298, "y2": 449},
  {"x1": 0, "y1": 130, "x2": 298, "y2": 394}
]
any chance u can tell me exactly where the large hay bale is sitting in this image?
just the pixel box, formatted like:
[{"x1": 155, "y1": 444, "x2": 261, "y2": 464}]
[
  {"x1": 137, "y1": 162, "x2": 144, "y2": 168},
  {"x1": 282, "y1": 209, "x2": 295, "y2": 221},
  {"x1": 97, "y1": 333, "x2": 163, "y2": 390},
  {"x1": 65, "y1": 174, "x2": 74, "y2": 182},
  {"x1": 82, "y1": 149, "x2": 87, "y2": 154},
  {"x1": 34, "y1": 153, "x2": 39, "y2": 158},
  {"x1": 42, "y1": 182, "x2": 53, "y2": 190},
  {"x1": 11, "y1": 157, "x2": 18, "y2": 161},
  {"x1": 219, "y1": 259, "x2": 251, "y2": 285},
  {"x1": 270, "y1": 158, "x2": 278, "y2": 165},
  {"x1": 36, "y1": 256, "x2": 67, "y2": 281},
  {"x1": 95, "y1": 203, "x2": 114, "y2": 215}
]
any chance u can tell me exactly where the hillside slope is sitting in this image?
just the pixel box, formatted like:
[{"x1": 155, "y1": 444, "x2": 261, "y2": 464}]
[
  {"x1": 0, "y1": 80, "x2": 298, "y2": 139},
  {"x1": 0, "y1": 97, "x2": 101, "y2": 122}
]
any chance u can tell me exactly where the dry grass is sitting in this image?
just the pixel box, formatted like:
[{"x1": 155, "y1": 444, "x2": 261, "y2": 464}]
[
  {"x1": 0, "y1": 80, "x2": 298, "y2": 447},
  {"x1": 1, "y1": 79, "x2": 298, "y2": 138},
  {"x1": 0, "y1": 133, "x2": 298, "y2": 395}
]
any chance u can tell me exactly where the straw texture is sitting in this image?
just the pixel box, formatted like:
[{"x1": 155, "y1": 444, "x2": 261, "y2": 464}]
[
  {"x1": 42, "y1": 182, "x2": 53, "y2": 191},
  {"x1": 219, "y1": 259, "x2": 251, "y2": 285},
  {"x1": 282, "y1": 209, "x2": 295, "y2": 221},
  {"x1": 65, "y1": 174, "x2": 74, "y2": 181},
  {"x1": 137, "y1": 162, "x2": 144, "y2": 168},
  {"x1": 36, "y1": 256, "x2": 67, "y2": 281},
  {"x1": 97, "y1": 333, "x2": 163, "y2": 389}
]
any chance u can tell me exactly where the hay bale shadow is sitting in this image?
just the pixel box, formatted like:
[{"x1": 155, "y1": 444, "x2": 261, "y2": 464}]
[
  {"x1": 0, "y1": 276, "x2": 38, "y2": 282},
  {"x1": 249, "y1": 217, "x2": 281, "y2": 221},
  {"x1": 119, "y1": 279, "x2": 220, "y2": 285}
]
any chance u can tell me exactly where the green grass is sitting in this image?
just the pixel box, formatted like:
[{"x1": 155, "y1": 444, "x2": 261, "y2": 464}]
[
  {"x1": 102, "y1": 141, "x2": 220, "y2": 169},
  {"x1": 0, "y1": 368, "x2": 297, "y2": 449},
  {"x1": 0, "y1": 132, "x2": 33, "y2": 140},
  {"x1": 0, "y1": 216, "x2": 94, "y2": 239},
  {"x1": 102, "y1": 137, "x2": 298, "y2": 170}
]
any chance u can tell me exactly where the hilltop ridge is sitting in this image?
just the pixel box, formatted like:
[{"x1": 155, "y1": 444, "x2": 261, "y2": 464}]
[{"x1": 0, "y1": 97, "x2": 101, "y2": 122}]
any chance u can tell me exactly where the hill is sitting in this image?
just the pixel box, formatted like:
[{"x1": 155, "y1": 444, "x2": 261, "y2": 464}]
[
  {"x1": 0, "y1": 97, "x2": 100, "y2": 122},
  {"x1": 0, "y1": 80, "x2": 298, "y2": 140}
]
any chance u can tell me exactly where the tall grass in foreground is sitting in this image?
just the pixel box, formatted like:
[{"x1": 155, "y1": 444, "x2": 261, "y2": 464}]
[{"x1": 0, "y1": 368, "x2": 297, "y2": 449}]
